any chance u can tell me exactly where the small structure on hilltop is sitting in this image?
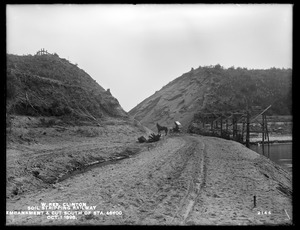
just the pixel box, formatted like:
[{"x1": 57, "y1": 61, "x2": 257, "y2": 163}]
[{"x1": 35, "y1": 48, "x2": 52, "y2": 56}]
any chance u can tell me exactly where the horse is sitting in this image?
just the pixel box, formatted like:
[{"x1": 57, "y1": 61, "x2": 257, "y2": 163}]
[{"x1": 156, "y1": 123, "x2": 168, "y2": 135}]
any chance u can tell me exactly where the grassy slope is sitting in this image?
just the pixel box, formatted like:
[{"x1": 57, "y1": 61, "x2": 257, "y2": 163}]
[{"x1": 6, "y1": 54, "x2": 127, "y2": 123}]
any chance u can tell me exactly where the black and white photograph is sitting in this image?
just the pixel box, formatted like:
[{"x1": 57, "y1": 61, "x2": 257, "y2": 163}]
[{"x1": 6, "y1": 4, "x2": 292, "y2": 225}]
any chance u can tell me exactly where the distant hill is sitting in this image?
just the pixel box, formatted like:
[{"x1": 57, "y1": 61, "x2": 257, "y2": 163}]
[
  {"x1": 6, "y1": 53, "x2": 127, "y2": 124},
  {"x1": 129, "y1": 65, "x2": 292, "y2": 131}
]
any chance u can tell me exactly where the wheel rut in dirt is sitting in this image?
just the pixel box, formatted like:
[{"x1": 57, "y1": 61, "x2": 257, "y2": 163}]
[
  {"x1": 181, "y1": 139, "x2": 207, "y2": 225},
  {"x1": 135, "y1": 136, "x2": 207, "y2": 225}
]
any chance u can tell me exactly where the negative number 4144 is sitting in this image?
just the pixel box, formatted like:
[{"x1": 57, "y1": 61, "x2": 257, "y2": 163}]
[{"x1": 257, "y1": 211, "x2": 271, "y2": 215}]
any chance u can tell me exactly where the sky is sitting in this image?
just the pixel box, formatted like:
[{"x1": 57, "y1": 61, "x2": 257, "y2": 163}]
[{"x1": 6, "y1": 4, "x2": 293, "y2": 112}]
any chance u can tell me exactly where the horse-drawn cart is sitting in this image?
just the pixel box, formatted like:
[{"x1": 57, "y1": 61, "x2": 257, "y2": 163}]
[{"x1": 170, "y1": 121, "x2": 182, "y2": 134}]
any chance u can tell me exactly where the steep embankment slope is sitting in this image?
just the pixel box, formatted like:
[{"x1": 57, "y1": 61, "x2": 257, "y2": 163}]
[
  {"x1": 129, "y1": 65, "x2": 292, "y2": 131},
  {"x1": 6, "y1": 53, "x2": 127, "y2": 122}
]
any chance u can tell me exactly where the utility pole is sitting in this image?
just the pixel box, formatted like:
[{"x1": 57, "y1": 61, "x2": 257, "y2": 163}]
[
  {"x1": 246, "y1": 111, "x2": 250, "y2": 148},
  {"x1": 262, "y1": 114, "x2": 265, "y2": 156},
  {"x1": 220, "y1": 116, "x2": 223, "y2": 136},
  {"x1": 232, "y1": 117, "x2": 235, "y2": 139},
  {"x1": 226, "y1": 119, "x2": 228, "y2": 132}
]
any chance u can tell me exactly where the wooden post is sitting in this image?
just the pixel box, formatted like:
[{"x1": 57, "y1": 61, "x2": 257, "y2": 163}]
[
  {"x1": 266, "y1": 116, "x2": 268, "y2": 140},
  {"x1": 265, "y1": 114, "x2": 270, "y2": 158},
  {"x1": 235, "y1": 117, "x2": 237, "y2": 139},
  {"x1": 226, "y1": 119, "x2": 228, "y2": 132},
  {"x1": 235, "y1": 118, "x2": 238, "y2": 140},
  {"x1": 220, "y1": 117, "x2": 223, "y2": 136},
  {"x1": 236, "y1": 120, "x2": 239, "y2": 141},
  {"x1": 234, "y1": 117, "x2": 237, "y2": 140},
  {"x1": 232, "y1": 117, "x2": 235, "y2": 139},
  {"x1": 236, "y1": 119, "x2": 238, "y2": 137},
  {"x1": 246, "y1": 112, "x2": 250, "y2": 148},
  {"x1": 241, "y1": 120, "x2": 245, "y2": 144},
  {"x1": 262, "y1": 114, "x2": 265, "y2": 156}
]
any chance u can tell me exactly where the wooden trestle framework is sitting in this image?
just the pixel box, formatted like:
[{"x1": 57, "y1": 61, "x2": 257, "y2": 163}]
[
  {"x1": 36, "y1": 48, "x2": 51, "y2": 56},
  {"x1": 193, "y1": 105, "x2": 272, "y2": 155}
]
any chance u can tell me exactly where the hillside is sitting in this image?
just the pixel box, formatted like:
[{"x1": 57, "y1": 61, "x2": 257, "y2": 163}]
[
  {"x1": 129, "y1": 65, "x2": 292, "y2": 132},
  {"x1": 6, "y1": 53, "x2": 127, "y2": 123},
  {"x1": 6, "y1": 52, "x2": 153, "y2": 199}
]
